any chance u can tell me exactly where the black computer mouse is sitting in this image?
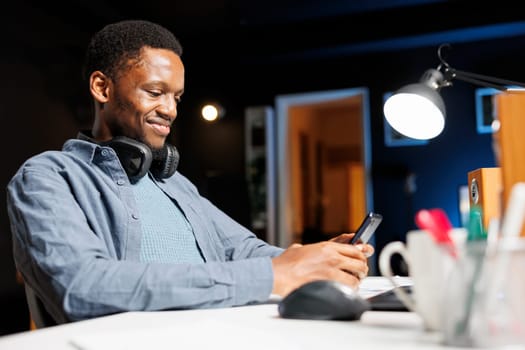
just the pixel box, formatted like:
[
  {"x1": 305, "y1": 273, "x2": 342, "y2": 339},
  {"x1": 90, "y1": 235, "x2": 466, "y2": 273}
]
[{"x1": 278, "y1": 280, "x2": 370, "y2": 320}]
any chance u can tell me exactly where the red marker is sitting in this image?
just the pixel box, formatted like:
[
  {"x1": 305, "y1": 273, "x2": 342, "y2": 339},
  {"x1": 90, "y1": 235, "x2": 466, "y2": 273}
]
[{"x1": 415, "y1": 208, "x2": 457, "y2": 258}]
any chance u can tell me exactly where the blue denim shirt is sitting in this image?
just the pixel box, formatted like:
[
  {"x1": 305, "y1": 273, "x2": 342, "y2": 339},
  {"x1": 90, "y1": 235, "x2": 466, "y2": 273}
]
[{"x1": 7, "y1": 138, "x2": 284, "y2": 323}]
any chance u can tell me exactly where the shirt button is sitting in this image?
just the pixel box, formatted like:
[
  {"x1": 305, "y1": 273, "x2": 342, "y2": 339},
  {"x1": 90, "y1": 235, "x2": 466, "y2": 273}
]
[
  {"x1": 131, "y1": 213, "x2": 139, "y2": 220},
  {"x1": 101, "y1": 149, "x2": 109, "y2": 157},
  {"x1": 116, "y1": 179, "x2": 125, "y2": 186}
]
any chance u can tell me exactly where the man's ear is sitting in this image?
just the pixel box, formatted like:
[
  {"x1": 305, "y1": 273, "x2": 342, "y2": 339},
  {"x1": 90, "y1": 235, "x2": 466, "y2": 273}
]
[{"x1": 89, "y1": 71, "x2": 110, "y2": 103}]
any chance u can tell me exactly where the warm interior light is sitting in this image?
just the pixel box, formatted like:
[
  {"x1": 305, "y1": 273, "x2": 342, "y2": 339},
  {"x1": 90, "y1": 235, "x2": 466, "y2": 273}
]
[{"x1": 201, "y1": 104, "x2": 223, "y2": 122}]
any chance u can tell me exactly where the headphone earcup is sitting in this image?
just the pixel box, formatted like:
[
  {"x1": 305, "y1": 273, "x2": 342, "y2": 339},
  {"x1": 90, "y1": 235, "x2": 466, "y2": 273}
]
[
  {"x1": 151, "y1": 144, "x2": 179, "y2": 180},
  {"x1": 104, "y1": 137, "x2": 153, "y2": 182}
]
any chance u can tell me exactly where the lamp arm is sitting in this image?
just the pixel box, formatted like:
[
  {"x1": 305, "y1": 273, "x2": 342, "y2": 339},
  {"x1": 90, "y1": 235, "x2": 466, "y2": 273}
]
[{"x1": 451, "y1": 68, "x2": 525, "y2": 91}]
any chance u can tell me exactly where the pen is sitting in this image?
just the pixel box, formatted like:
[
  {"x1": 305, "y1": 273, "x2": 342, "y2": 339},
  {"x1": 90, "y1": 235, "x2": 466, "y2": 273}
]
[{"x1": 467, "y1": 205, "x2": 487, "y2": 241}]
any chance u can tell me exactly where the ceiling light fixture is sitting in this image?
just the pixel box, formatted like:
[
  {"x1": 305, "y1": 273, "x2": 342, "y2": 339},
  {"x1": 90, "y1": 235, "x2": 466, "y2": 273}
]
[{"x1": 201, "y1": 103, "x2": 225, "y2": 122}]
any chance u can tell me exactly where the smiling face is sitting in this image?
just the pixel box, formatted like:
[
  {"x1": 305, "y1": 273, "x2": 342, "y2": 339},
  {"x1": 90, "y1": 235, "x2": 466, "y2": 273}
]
[{"x1": 91, "y1": 47, "x2": 185, "y2": 150}]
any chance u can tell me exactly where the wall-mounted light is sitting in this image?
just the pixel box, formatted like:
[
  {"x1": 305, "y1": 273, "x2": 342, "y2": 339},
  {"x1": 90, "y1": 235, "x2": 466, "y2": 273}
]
[
  {"x1": 201, "y1": 103, "x2": 225, "y2": 122},
  {"x1": 383, "y1": 44, "x2": 525, "y2": 140}
]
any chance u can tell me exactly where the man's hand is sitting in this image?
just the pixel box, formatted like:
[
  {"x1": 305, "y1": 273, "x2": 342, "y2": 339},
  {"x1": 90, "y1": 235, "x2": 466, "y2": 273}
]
[
  {"x1": 329, "y1": 233, "x2": 375, "y2": 257},
  {"x1": 271, "y1": 237, "x2": 372, "y2": 297}
]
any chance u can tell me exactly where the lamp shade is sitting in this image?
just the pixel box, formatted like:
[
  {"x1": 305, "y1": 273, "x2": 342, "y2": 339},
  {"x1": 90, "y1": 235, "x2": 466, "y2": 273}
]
[{"x1": 384, "y1": 69, "x2": 447, "y2": 140}]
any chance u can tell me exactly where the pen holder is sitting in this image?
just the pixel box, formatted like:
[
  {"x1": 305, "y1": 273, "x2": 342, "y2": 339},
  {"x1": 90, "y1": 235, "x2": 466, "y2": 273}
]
[
  {"x1": 441, "y1": 240, "x2": 487, "y2": 347},
  {"x1": 469, "y1": 237, "x2": 525, "y2": 348}
]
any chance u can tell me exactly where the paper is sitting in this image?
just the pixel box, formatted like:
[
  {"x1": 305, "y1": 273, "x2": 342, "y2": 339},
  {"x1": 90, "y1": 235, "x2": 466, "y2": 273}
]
[{"x1": 358, "y1": 275, "x2": 413, "y2": 299}]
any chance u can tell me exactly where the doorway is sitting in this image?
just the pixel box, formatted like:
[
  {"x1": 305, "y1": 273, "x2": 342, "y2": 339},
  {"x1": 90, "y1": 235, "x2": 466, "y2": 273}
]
[{"x1": 274, "y1": 88, "x2": 373, "y2": 248}]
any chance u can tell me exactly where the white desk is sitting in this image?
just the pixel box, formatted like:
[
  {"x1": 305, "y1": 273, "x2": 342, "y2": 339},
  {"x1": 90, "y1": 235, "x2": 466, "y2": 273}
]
[{"x1": 0, "y1": 278, "x2": 474, "y2": 350}]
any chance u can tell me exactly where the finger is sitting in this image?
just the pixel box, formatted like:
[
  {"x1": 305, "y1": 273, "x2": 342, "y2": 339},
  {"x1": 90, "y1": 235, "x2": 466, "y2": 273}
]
[
  {"x1": 333, "y1": 269, "x2": 362, "y2": 289},
  {"x1": 355, "y1": 243, "x2": 375, "y2": 258},
  {"x1": 340, "y1": 258, "x2": 369, "y2": 280},
  {"x1": 323, "y1": 244, "x2": 368, "y2": 279},
  {"x1": 329, "y1": 241, "x2": 368, "y2": 262},
  {"x1": 329, "y1": 233, "x2": 354, "y2": 244}
]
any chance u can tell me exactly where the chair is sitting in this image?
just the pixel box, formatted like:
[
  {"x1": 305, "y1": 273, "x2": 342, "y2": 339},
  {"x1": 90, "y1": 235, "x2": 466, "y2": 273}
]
[{"x1": 24, "y1": 283, "x2": 57, "y2": 329}]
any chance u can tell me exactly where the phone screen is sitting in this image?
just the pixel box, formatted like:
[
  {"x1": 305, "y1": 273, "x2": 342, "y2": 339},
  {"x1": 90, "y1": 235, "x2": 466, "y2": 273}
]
[{"x1": 350, "y1": 212, "x2": 383, "y2": 244}]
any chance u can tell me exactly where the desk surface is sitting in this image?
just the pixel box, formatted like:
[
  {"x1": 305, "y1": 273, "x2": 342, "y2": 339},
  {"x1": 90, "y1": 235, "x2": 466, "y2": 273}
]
[{"x1": 0, "y1": 277, "x2": 474, "y2": 350}]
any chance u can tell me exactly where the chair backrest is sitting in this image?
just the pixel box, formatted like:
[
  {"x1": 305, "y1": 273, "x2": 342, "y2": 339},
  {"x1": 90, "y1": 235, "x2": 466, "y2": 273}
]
[{"x1": 24, "y1": 284, "x2": 57, "y2": 329}]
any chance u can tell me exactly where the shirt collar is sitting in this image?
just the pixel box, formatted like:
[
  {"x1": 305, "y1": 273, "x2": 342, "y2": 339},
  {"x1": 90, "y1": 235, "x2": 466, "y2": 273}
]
[{"x1": 62, "y1": 137, "x2": 100, "y2": 165}]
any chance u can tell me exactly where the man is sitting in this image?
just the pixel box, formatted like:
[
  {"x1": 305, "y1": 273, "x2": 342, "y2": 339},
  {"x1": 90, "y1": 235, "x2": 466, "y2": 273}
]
[{"x1": 7, "y1": 20, "x2": 373, "y2": 324}]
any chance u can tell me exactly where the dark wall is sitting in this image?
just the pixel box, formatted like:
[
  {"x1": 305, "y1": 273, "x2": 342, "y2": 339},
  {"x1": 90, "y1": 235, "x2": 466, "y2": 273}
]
[
  {"x1": 0, "y1": 1, "x2": 246, "y2": 335},
  {"x1": 1, "y1": 1, "x2": 523, "y2": 334},
  {"x1": 236, "y1": 39, "x2": 525, "y2": 272}
]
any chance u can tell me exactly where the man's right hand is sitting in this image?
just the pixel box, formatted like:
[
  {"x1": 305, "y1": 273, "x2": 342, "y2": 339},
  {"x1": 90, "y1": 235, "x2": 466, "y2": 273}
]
[{"x1": 270, "y1": 241, "x2": 369, "y2": 297}]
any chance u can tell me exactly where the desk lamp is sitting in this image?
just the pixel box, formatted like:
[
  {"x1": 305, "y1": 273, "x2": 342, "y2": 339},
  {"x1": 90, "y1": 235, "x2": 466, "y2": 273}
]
[{"x1": 383, "y1": 44, "x2": 525, "y2": 140}]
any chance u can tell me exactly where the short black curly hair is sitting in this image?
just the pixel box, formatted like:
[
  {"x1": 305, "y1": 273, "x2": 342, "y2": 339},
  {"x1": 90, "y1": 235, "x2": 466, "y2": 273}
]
[{"x1": 82, "y1": 19, "x2": 183, "y2": 82}]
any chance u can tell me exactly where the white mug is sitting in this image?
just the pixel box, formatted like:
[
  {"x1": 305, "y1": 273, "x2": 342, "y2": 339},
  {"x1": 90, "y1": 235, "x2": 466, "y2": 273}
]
[{"x1": 378, "y1": 228, "x2": 467, "y2": 331}]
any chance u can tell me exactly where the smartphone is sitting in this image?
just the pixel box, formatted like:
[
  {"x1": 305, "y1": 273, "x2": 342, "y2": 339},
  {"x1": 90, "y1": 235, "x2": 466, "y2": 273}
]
[{"x1": 349, "y1": 212, "x2": 383, "y2": 244}]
